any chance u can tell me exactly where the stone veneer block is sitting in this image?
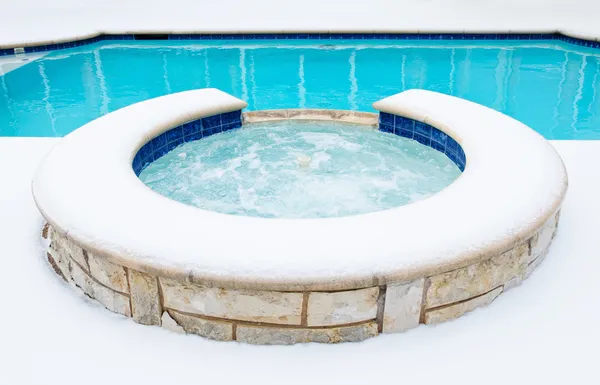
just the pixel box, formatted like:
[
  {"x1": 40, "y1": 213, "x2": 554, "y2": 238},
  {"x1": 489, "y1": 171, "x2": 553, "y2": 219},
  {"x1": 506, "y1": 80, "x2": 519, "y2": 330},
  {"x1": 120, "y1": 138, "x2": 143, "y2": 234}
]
[
  {"x1": 243, "y1": 110, "x2": 287, "y2": 123},
  {"x1": 529, "y1": 213, "x2": 558, "y2": 263},
  {"x1": 52, "y1": 231, "x2": 89, "y2": 272},
  {"x1": 160, "y1": 277, "x2": 303, "y2": 325},
  {"x1": 525, "y1": 249, "x2": 550, "y2": 279},
  {"x1": 161, "y1": 312, "x2": 185, "y2": 333},
  {"x1": 307, "y1": 287, "x2": 379, "y2": 326},
  {"x1": 47, "y1": 247, "x2": 72, "y2": 282},
  {"x1": 424, "y1": 286, "x2": 503, "y2": 324},
  {"x1": 87, "y1": 252, "x2": 129, "y2": 293},
  {"x1": 236, "y1": 322, "x2": 378, "y2": 345},
  {"x1": 425, "y1": 242, "x2": 528, "y2": 308},
  {"x1": 69, "y1": 254, "x2": 131, "y2": 317},
  {"x1": 287, "y1": 109, "x2": 338, "y2": 121},
  {"x1": 167, "y1": 310, "x2": 233, "y2": 341},
  {"x1": 383, "y1": 279, "x2": 424, "y2": 333},
  {"x1": 128, "y1": 269, "x2": 161, "y2": 325}
]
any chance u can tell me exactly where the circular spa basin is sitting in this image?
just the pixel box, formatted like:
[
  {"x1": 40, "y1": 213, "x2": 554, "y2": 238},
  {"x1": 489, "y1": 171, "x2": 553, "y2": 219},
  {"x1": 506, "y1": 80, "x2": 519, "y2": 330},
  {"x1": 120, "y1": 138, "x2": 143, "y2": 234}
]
[
  {"x1": 32, "y1": 88, "x2": 567, "y2": 345},
  {"x1": 138, "y1": 120, "x2": 462, "y2": 219}
]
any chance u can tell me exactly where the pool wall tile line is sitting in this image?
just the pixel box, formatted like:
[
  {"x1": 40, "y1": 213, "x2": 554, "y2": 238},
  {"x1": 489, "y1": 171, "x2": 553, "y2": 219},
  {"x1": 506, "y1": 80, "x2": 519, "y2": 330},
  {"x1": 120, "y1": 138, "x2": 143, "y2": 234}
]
[
  {"x1": 378, "y1": 112, "x2": 466, "y2": 171},
  {"x1": 2, "y1": 32, "x2": 600, "y2": 56},
  {"x1": 132, "y1": 110, "x2": 242, "y2": 175}
]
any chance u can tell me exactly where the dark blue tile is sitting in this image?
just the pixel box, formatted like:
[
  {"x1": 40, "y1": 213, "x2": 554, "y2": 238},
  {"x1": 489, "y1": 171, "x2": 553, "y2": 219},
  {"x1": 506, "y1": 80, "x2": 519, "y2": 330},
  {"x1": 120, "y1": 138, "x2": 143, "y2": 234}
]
[
  {"x1": 395, "y1": 127, "x2": 413, "y2": 139},
  {"x1": 431, "y1": 128, "x2": 447, "y2": 146},
  {"x1": 182, "y1": 122, "x2": 196, "y2": 137},
  {"x1": 202, "y1": 127, "x2": 214, "y2": 137},
  {"x1": 446, "y1": 136, "x2": 459, "y2": 153},
  {"x1": 414, "y1": 121, "x2": 432, "y2": 137},
  {"x1": 379, "y1": 123, "x2": 394, "y2": 133},
  {"x1": 138, "y1": 143, "x2": 153, "y2": 163},
  {"x1": 166, "y1": 126, "x2": 183, "y2": 144},
  {"x1": 394, "y1": 116, "x2": 414, "y2": 132},
  {"x1": 414, "y1": 133, "x2": 431, "y2": 146},
  {"x1": 458, "y1": 149, "x2": 466, "y2": 164},
  {"x1": 170, "y1": 135, "x2": 184, "y2": 147},
  {"x1": 132, "y1": 154, "x2": 142, "y2": 171},
  {"x1": 379, "y1": 112, "x2": 394, "y2": 125},
  {"x1": 431, "y1": 140, "x2": 445, "y2": 153},
  {"x1": 151, "y1": 133, "x2": 167, "y2": 150},
  {"x1": 220, "y1": 110, "x2": 241, "y2": 125},
  {"x1": 153, "y1": 145, "x2": 169, "y2": 160},
  {"x1": 457, "y1": 155, "x2": 466, "y2": 170},
  {"x1": 186, "y1": 131, "x2": 203, "y2": 142},
  {"x1": 184, "y1": 120, "x2": 202, "y2": 138},
  {"x1": 202, "y1": 114, "x2": 221, "y2": 128}
]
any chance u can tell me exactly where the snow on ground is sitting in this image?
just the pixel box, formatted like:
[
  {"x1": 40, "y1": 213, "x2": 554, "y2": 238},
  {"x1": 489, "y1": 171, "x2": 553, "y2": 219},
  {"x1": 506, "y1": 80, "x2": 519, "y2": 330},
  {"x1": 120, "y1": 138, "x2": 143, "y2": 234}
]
[
  {"x1": 0, "y1": 138, "x2": 598, "y2": 384},
  {"x1": 1, "y1": 0, "x2": 600, "y2": 47}
]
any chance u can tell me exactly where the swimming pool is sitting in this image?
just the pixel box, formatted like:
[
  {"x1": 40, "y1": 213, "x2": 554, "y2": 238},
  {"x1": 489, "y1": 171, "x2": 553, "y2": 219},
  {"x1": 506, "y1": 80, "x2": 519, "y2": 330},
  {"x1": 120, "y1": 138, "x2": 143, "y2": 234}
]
[{"x1": 2, "y1": 39, "x2": 600, "y2": 138}]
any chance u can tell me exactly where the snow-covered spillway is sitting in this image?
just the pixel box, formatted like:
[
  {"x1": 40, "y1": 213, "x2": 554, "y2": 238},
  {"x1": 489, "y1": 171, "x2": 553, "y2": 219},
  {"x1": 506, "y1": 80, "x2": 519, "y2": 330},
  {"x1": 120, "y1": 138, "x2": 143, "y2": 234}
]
[{"x1": 32, "y1": 88, "x2": 568, "y2": 344}]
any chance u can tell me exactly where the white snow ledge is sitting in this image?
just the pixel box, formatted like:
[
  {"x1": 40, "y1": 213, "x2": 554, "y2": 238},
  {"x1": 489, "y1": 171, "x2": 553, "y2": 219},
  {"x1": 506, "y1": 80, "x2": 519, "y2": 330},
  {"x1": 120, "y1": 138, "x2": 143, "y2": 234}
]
[{"x1": 32, "y1": 88, "x2": 568, "y2": 292}]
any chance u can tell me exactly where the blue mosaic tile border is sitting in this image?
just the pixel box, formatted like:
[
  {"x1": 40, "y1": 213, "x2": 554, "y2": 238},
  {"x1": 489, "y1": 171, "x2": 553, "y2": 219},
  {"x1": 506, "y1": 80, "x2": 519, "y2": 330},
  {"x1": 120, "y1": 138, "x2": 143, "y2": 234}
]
[
  {"x1": 132, "y1": 110, "x2": 242, "y2": 176},
  {"x1": 1, "y1": 32, "x2": 600, "y2": 57},
  {"x1": 379, "y1": 112, "x2": 466, "y2": 171}
]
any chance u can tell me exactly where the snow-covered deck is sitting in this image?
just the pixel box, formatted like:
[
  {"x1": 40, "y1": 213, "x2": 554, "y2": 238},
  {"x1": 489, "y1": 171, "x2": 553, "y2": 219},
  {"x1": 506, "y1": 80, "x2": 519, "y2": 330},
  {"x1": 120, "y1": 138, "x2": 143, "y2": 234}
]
[{"x1": 1, "y1": 0, "x2": 600, "y2": 48}]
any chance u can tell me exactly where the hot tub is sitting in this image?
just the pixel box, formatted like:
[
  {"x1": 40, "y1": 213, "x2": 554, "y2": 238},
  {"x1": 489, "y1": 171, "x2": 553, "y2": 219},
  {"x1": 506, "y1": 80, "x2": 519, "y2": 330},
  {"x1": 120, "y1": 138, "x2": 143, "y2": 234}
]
[{"x1": 32, "y1": 88, "x2": 567, "y2": 344}]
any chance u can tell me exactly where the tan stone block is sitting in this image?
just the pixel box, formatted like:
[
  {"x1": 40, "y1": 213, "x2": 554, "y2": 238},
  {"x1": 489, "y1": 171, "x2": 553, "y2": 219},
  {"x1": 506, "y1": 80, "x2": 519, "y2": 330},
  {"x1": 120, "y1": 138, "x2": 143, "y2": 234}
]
[
  {"x1": 530, "y1": 213, "x2": 558, "y2": 263},
  {"x1": 69, "y1": 259, "x2": 131, "y2": 317},
  {"x1": 160, "y1": 277, "x2": 303, "y2": 324},
  {"x1": 236, "y1": 322, "x2": 378, "y2": 345},
  {"x1": 51, "y1": 231, "x2": 89, "y2": 271},
  {"x1": 47, "y1": 247, "x2": 72, "y2": 282},
  {"x1": 161, "y1": 312, "x2": 185, "y2": 333},
  {"x1": 128, "y1": 269, "x2": 161, "y2": 325},
  {"x1": 287, "y1": 109, "x2": 337, "y2": 121},
  {"x1": 424, "y1": 286, "x2": 503, "y2": 324},
  {"x1": 167, "y1": 310, "x2": 233, "y2": 341},
  {"x1": 243, "y1": 110, "x2": 287, "y2": 123},
  {"x1": 426, "y1": 242, "x2": 528, "y2": 308},
  {"x1": 383, "y1": 279, "x2": 424, "y2": 333},
  {"x1": 525, "y1": 248, "x2": 550, "y2": 279},
  {"x1": 307, "y1": 287, "x2": 378, "y2": 326},
  {"x1": 87, "y1": 253, "x2": 129, "y2": 293}
]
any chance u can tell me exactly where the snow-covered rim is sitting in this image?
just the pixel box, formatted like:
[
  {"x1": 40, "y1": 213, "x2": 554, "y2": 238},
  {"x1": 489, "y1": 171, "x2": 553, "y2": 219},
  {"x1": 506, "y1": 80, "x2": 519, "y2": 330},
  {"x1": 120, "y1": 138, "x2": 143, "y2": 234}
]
[{"x1": 31, "y1": 88, "x2": 568, "y2": 291}]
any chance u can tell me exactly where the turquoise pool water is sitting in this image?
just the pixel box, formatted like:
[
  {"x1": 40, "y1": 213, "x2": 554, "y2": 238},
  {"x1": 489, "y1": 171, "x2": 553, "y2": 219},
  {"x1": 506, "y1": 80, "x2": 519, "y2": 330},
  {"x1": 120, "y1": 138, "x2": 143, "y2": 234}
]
[
  {"x1": 139, "y1": 121, "x2": 461, "y2": 218},
  {"x1": 1, "y1": 40, "x2": 600, "y2": 138}
]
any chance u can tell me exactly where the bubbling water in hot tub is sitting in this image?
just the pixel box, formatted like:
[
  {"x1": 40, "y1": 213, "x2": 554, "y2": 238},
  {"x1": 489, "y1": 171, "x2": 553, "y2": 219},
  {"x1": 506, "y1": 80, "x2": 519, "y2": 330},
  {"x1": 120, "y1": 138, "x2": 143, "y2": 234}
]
[{"x1": 139, "y1": 121, "x2": 461, "y2": 218}]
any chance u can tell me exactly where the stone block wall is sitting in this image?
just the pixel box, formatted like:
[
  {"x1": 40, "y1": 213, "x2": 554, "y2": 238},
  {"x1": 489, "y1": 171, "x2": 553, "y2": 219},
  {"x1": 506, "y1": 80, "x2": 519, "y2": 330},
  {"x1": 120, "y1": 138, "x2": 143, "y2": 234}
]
[{"x1": 43, "y1": 209, "x2": 560, "y2": 344}]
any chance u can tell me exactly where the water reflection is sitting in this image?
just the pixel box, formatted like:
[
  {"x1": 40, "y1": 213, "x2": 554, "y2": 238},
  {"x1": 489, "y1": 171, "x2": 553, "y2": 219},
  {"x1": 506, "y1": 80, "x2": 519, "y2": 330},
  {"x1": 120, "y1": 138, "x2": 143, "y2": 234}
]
[{"x1": 1, "y1": 41, "x2": 600, "y2": 138}]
